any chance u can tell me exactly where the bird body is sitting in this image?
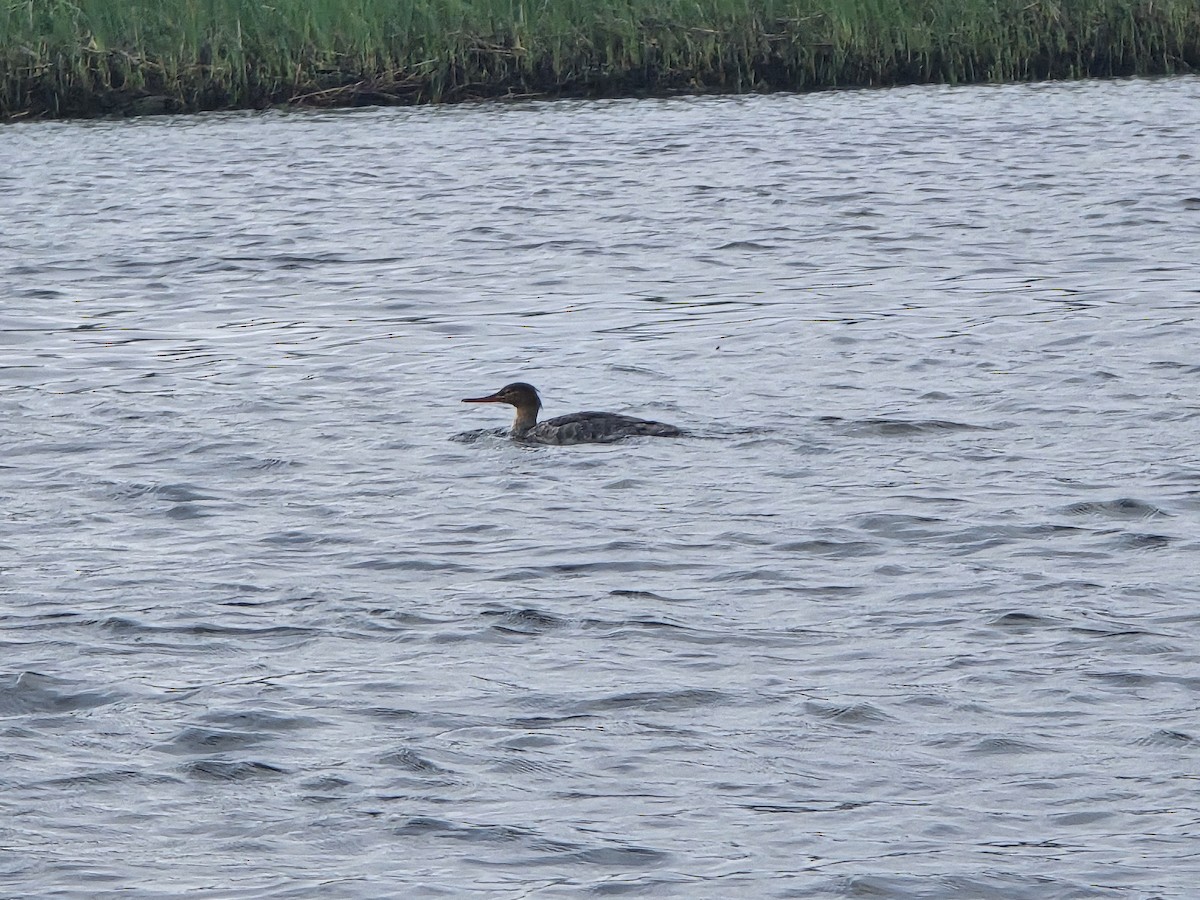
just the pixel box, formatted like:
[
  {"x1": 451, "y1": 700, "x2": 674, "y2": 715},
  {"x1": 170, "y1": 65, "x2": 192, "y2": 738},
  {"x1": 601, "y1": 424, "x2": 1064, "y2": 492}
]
[{"x1": 461, "y1": 382, "x2": 682, "y2": 445}]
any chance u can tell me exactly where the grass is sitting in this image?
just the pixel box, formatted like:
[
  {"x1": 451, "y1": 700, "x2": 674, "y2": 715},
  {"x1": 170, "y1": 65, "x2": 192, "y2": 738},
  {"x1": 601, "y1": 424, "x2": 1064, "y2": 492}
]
[{"x1": 1, "y1": 0, "x2": 1197, "y2": 118}]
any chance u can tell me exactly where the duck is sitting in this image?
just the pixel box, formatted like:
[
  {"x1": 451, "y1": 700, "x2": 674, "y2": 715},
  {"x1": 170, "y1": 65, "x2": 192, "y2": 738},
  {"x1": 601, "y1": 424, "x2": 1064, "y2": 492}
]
[{"x1": 461, "y1": 382, "x2": 683, "y2": 445}]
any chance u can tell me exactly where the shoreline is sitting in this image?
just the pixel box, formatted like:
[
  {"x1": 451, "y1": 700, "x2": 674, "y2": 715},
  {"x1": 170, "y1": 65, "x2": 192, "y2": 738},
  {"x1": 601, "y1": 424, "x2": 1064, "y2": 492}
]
[
  {"x1": 4, "y1": 0, "x2": 1197, "y2": 121},
  {"x1": 5, "y1": 72, "x2": 1194, "y2": 124}
]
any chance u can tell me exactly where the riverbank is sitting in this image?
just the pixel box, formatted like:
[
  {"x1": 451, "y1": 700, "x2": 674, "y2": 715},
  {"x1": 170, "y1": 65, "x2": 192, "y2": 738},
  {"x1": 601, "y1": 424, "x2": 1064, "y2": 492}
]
[{"x1": 3, "y1": 0, "x2": 1197, "y2": 119}]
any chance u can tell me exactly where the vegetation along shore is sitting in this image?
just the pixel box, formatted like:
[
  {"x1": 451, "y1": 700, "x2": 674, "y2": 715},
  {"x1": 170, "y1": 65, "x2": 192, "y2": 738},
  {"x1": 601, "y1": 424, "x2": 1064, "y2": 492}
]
[{"x1": 3, "y1": 0, "x2": 1198, "y2": 119}]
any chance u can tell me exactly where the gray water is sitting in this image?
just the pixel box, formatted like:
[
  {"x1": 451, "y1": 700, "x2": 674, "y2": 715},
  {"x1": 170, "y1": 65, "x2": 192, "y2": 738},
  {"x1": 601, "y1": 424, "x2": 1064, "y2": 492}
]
[{"x1": 2, "y1": 76, "x2": 1199, "y2": 898}]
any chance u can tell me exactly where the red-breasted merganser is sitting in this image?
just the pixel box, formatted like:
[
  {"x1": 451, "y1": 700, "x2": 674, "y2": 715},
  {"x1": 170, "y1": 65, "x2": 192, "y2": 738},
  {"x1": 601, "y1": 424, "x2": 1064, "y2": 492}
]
[{"x1": 462, "y1": 382, "x2": 683, "y2": 445}]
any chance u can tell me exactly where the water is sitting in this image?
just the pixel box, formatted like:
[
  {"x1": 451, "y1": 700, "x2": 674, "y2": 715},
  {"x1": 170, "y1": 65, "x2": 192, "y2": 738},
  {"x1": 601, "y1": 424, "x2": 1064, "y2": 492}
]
[{"x1": 2, "y1": 77, "x2": 1199, "y2": 897}]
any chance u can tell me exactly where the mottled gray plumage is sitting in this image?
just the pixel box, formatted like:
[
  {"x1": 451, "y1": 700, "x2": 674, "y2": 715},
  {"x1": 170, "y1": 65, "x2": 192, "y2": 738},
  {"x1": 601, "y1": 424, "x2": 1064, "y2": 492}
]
[
  {"x1": 522, "y1": 410, "x2": 682, "y2": 444},
  {"x1": 461, "y1": 382, "x2": 682, "y2": 445}
]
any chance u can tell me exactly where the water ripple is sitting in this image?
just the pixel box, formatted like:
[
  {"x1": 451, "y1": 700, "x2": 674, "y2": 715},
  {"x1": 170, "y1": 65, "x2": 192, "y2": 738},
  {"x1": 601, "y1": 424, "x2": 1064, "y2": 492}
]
[{"x1": 2, "y1": 77, "x2": 1199, "y2": 898}]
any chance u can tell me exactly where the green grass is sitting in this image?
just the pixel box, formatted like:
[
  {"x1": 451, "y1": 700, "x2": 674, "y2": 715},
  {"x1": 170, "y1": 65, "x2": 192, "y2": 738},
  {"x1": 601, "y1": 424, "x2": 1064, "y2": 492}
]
[{"x1": 2, "y1": 0, "x2": 1197, "y2": 118}]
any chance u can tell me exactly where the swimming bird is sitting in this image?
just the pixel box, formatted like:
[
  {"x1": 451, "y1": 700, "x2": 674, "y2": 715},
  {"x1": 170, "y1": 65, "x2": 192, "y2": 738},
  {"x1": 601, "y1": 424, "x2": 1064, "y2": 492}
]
[{"x1": 461, "y1": 382, "x2": 683, "y2": 445}]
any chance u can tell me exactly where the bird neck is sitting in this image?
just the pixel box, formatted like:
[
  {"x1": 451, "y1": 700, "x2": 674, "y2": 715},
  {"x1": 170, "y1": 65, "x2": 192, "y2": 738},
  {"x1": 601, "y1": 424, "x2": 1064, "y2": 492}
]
[{"x1": 511, "y1": 403, "x2": 540, "y2": 434}]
